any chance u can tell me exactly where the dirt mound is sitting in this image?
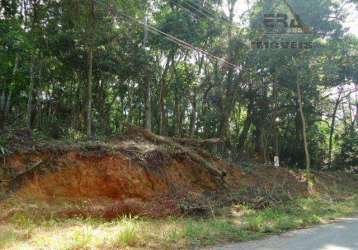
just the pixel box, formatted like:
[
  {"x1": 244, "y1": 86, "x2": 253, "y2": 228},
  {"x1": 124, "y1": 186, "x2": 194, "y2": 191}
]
[{"x1": 0, "y1": 129, "x2": 313, "y2": 218}]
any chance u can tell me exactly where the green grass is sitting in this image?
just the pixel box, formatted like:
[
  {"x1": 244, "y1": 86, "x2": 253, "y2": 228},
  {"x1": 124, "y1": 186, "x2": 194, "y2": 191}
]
[
  {"x1": 241, "y1": 197, "x2": 356, "y2": 234},
  {"x1": 0, "y1": 194, "x2": 357, "y2": 250},
  {"x1": 113, "y1": 216, "x2": 140, "y2": 247},
  {"x1": 1, "y1": 171, "x2": 357, "y2": 249}
]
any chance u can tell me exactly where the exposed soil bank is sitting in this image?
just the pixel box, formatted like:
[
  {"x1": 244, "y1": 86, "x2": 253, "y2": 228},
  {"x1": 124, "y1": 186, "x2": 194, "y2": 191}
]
[{"x1": 1, "y1": 130, "x2": 355, "y2": 219}]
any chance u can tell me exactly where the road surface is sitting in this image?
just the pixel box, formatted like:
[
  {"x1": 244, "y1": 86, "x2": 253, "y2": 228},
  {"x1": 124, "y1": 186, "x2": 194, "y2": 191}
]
[{"x1": 208, "y1": 218, "x2": 358, "y2": 250}]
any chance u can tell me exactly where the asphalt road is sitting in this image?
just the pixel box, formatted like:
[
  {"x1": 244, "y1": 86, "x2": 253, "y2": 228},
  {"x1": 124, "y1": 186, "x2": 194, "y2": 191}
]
[{"x1": 208, "y1": 218, "x2": 358, "y2": 250}]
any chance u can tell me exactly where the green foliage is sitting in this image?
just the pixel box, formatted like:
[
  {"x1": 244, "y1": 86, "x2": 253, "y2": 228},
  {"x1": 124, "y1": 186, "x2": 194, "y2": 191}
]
[
  {"x1": 65, "y1": 128, "x2": 87, "y2": 142},
  {"x1": 184, "y1": 219, "x2": 248, "y2": 246},
  {"x1": 113, "y1": 216, "x2": 140, "y2": 247},
  {"x1": 71, "y1": 226, "x2": 97, "y2": 249},
  {"x1": 0, "y1": 133, "x2": 10, "y2": 156},
  {"x1": 240, "y1": 194, "x2": 358, "y2": 235},
  {"x1": 0, "y1": 0, "x2": 357, "y2": 168},
  {"x1": 336, "y1": 126, "x2": 358, "y2": 169}
]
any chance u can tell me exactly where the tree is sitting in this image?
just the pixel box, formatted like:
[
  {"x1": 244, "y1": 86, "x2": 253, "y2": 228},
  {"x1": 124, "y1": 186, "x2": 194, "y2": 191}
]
[{"x1": 0, "y1": 0, "x2": 356, "y2": 170}]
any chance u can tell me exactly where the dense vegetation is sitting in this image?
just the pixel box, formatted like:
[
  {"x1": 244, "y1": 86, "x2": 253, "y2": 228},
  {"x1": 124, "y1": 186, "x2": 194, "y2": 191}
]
[{"x1": 0, "y1": 0, "x2": 357, "y2": 170}]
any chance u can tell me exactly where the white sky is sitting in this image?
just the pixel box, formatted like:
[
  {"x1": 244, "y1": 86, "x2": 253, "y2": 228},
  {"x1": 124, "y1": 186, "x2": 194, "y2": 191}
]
[
  {"x1": 227, "y1": 0, "x2": 358, "y2": 37},
  {"x1": 344, "y1": 3, "x2": 358, "y2": 36}
]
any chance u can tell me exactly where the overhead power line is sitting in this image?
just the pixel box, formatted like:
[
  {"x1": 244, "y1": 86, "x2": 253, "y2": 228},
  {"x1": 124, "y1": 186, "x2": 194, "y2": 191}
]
[
  {"x1": 116, "y1": 11, "x2": 240, "y2": 70},
  {"x1": 173, "y1": 0, "x2": 241, "y2": 31},
  {"x1": 178, "y1": 0, "x2": 216, "y2": 20}
]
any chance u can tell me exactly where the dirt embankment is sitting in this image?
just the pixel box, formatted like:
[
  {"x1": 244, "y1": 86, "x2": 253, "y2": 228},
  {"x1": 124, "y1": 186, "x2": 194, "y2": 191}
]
[{"x1": 1, "y1": 129, "x2": 354, "y2": 219}]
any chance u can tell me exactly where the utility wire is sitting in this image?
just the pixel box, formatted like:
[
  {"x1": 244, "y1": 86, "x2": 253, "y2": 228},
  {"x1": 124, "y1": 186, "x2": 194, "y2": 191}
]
[
  {"x1": 174, "y1": 0, "x2": 241, "y2": 31},
  {"x1": 186, "y1": 0, "x2": 250, "y2": 29},
  {"x1": 116, "y1": 11, "x2": 240, "y2": 69},
  {"x1": 184, "y1": 0, "x2": 231, "y2": 23},
  {"x1": 179, "y1": 0, "x2": 216, "y2": 20}
]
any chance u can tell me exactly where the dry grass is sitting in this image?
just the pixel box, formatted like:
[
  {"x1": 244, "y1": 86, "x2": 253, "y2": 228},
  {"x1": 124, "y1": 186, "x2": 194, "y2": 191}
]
[
  {"x1": 1, "y1": 169, "x2": 357, "y2": 250},
  {"x1": 0, "y1": 193, "x2": 357, "y2": 250}
]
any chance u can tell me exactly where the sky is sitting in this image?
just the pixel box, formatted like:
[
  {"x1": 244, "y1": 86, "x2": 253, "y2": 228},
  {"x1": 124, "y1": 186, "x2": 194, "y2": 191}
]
[
  {"x1": 344, "y1": 3, "x2": 358, "y2": 36},
  {"x1": 230, "y1": 0, "x2": 358, "y2": 37}
]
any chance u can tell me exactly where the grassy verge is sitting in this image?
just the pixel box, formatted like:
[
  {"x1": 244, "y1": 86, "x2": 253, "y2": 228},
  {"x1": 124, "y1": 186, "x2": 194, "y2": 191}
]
[{"x1": 0, "y1": 194, "x2": 357, "y2": 250}]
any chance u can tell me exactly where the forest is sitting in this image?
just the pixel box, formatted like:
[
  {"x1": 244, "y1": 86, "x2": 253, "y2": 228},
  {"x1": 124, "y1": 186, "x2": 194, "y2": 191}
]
[
  {"x1": 0, "y1": 1, "x2": 358, "y2": 249},
  {"x1": 1, "y1": 0, "x2": 357, "y2": 170}
]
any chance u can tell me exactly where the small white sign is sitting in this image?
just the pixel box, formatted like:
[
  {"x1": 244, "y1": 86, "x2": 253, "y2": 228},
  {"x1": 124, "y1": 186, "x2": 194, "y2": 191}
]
[{"x1": 274, "y1": 156, "x2": 280, "y2": 167}]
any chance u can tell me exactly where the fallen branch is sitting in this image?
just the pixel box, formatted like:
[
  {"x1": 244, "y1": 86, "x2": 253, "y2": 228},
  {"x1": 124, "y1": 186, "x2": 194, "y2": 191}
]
[
  {"x1": 172, "y1": 138, "x2": 223, "y2": 147},
  {"x1": 127, "y1": 128, "x2": 227, "y2": 180},
  {"x1": 0, "y1": 160, "x2": 43, "y2": 201},
  {"x1": 10, "y1": 160, "x2": 44, "y2": 183}
]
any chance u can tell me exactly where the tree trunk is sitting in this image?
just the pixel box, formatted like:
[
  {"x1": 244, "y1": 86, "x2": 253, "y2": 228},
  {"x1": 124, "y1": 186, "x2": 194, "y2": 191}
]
[
  {"x1": 347, "y1": 93, "x2": 355, "y2": 127},
  {"x1": 254, "y1": 124, "x2": 264, "y2": 158},
  {"x1": 174, "y1": 94, "x2": 181, "y2": 136},
  {"x1": 5, "y1": 54, "x2": 19, "y2": 115},
  {"x1": 235, "y1": 104, "x2": 241, "y2": 138},
  {"x1": 189, "y1": 55, "x2": 204, "y2": 137},
  {"x1": 86, "y1": 0, "x2": 95, "y2": 139},
  {"x1": 217, "y1": 0, "x2": 238, "y2": 139},
  {"x1": 26, "y1": 57, "x2": 35, "y2": 129},
  {"x1": 72, "y1": 75, "x2": 81, "y2": 131},
  {"x1": 296, "y1": 82, "x2": 310, "y2": 172},
  {"x1": 34, "y1": 57, "x2": 43, "y2": 129},
  {"x1": 87, "y1": 46, "x2": 93, "y2": 138},
  {"x1": 219, "y1": 109, "x2": 230, "y2": 139},
  {"x1": 272, "y1": 81, "x2": 279, "y2": 158},
  {"x1": 0, "y1": 92, "x2": 4, "y2": 130},
  {"x1": 0, "y1": 54, "x2": 18, "y2": 129},
  {"x1": 354, "y1": 88, "x2": 358, "y2": 128},
  {"x1": 328, "y1": 88, "x2": 343, "y2": 168},
  {"x1": 237, "y1": 96, "x2": 254, "y2": 154},
  {"x1": 144, "y1": 78, "x2": 152, "y2": 131},
  {"x1": 143, "y1": 12, "x2": 152, "y2": 131},
  {"x1": 159, "y1": 75, "x2": 166, "y2": 136},
  {"x1": 189, "y1": 88, "x2": 197, "y2": 137},
  {"x1": 172, "y1": 64, "x2": 181, "y2": 136},
  {"x1": 159, "y1": 53, "x2": 173, "y2": 135}
]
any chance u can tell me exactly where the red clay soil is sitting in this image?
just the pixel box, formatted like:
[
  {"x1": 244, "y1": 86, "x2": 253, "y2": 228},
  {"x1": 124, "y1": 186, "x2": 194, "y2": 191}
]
[{"x1": 0, "y1": 131, "x2": 312, "y2": 219}]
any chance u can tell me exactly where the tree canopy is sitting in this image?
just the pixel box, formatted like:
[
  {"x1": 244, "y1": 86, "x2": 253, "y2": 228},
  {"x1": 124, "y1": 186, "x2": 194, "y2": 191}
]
[{"x1": 0, "y1": 0, "x2": 357, "y2": 170}]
